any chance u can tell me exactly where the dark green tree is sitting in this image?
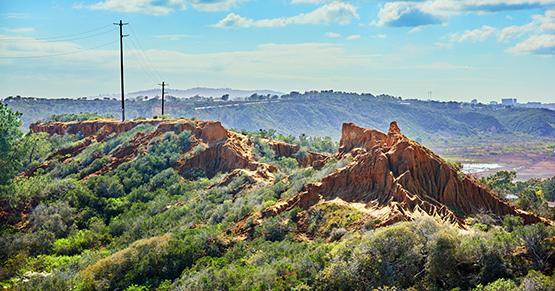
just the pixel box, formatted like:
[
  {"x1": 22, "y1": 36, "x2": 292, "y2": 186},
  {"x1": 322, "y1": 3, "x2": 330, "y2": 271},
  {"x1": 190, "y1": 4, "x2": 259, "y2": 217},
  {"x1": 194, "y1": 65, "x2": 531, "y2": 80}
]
[{"x1": 0, "y1": 103, "x2": 23, "y2": 184}]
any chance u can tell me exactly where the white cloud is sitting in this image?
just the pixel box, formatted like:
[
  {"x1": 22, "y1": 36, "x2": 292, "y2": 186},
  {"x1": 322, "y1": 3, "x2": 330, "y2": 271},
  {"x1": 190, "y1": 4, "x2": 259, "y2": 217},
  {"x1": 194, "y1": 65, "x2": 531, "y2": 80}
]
[
  {"x1": 375, "y1": 2, "x2": 444, "y2": 27},
  {"x1": 346, "y1": 34, "x2": 360, "y2": 40},
  {"x1": 435, "y1": 42, "x2": 454, "y2": 49},
  {"x1": 0, "y1": 34, "x2": 376, "y2": 75},
  {"x1": 154, "y1": 34, "x2": 191, "y2": 41},
  {"x1": 375, "y1": 0, "x2": 555, "y2": 27},
  {"x1": 499, "y1": 9, "x2": 555, "y2": 41},
  {"x1": 0, "y1": 34, "x2": 115, "y2": 61},
  {"x1": 499, "y1": 9, "x2": 555, "y2": 54},
  {"x1": 325, "y1": 32, "x2": 341, "y2": 38},
  {"x1": 449, "y1": 25, "x2": 497, "y2": 42},
  {"x1": 80, "y1": 0, "x2": 185, "y2": 15},
  {"x1": 507, "y1": 34, "x2": 555, "y2": 54},
  {"x1": 4, "y1": 27, "x2": 35, "y2": 33},
  {"x1": 291, "y1": 0, "x2": 323, "y2": 3},
  {"x1": 463, "y1": 0, "x2": 555, "y2": 12},
  {"x1": 190, "y1": 0, "x2": 240, "y2": 12},
  {"x1": 2, "y1": 13, "x2": 30, "y2": 19},
  {"x1": 79, "y1": 0, "x2": 239, "y2": 15},
  {"x1": 498, "y1": 24, "x2": 535, "y2": 41},
  {"x1": 438, "y1": 9, "x2": 555, "y2": 54},
  {"x1": 214, "y1": 1, "x2": 358, "y2": 28}
]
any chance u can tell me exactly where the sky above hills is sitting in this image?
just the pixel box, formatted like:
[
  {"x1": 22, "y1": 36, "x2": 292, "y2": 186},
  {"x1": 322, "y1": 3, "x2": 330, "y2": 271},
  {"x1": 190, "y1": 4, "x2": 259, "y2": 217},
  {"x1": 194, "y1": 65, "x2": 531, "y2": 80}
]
[{"x1": 0, "y1": 0, "x2": 554, "y2": 102}]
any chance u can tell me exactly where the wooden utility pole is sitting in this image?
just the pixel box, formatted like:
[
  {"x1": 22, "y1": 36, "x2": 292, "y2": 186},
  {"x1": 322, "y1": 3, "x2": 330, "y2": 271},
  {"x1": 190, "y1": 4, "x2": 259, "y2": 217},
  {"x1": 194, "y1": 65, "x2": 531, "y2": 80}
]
[
  {"x1": 114, "y1": 20, "x2": 128, "y2": 121},
  {"x1": 158, "y1": 82, "x2": 168, "y2": 115}
]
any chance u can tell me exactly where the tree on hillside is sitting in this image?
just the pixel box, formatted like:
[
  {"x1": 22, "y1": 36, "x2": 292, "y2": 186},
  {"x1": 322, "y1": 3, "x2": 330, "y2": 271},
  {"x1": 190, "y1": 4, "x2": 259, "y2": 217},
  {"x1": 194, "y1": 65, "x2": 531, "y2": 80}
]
[
  {"x1": 543, "y1": 177, "x2": 555, "y2": 202},
  {"x1": 480, "y1": 171, "x2": 517, "y2": 198},
  {"x1": 0, "y1": 104, "x2": 50, "y2": 185},
  {"x1": 0, "y1": 103, "x2": 23, "y2": 184}
]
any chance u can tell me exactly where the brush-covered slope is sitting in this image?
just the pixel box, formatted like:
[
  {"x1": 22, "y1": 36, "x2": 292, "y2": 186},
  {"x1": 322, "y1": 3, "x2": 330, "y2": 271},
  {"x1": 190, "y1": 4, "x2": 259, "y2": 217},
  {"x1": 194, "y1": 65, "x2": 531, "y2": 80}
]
[
  {"x1": 28, "y1": 118, "x2": 274, "y2": 181},
  {"x1": 2, "y1": 117, "x2": 554, "y2": 290},
  {"x1": 27, "y1": 118, "x2": 547, "y2": 231}
]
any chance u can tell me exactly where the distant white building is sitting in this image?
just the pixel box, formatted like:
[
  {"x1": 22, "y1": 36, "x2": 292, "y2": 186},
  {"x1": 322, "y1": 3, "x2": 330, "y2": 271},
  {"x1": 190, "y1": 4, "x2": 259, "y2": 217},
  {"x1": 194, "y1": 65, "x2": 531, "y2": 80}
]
[{"x1": 501, "y1": 98, "x2": 517, "y2": 106}]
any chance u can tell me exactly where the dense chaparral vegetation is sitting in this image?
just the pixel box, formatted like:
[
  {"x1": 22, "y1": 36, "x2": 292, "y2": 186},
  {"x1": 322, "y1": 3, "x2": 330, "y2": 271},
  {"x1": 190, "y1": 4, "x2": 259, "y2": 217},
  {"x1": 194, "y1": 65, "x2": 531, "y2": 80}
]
[{"x1": 0, "y1": 104, "x2": 554, "y2": 290}]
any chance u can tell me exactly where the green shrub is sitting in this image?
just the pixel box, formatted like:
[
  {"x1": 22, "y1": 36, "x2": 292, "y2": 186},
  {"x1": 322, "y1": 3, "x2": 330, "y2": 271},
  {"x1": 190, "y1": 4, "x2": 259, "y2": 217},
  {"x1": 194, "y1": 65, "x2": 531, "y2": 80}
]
[
  {"x1": 472, "y1": 278, "x2": 518, "y2": 291},
  {"x1": 46, "y1": 113, "x2": 105, "y2": 122},
  {"x1": 80, "y1": 228, "x2": 224, "y2": 290},
  {"x1": 519, "y1": 270, "x2": 555, "y2": 291}
]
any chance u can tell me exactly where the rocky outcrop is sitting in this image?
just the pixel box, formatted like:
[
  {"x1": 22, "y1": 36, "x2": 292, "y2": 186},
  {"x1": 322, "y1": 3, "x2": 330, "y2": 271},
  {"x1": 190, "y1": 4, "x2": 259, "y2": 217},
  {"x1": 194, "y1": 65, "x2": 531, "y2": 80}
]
[
  {"x1": 177, "y1": 127, "x2": 274, "y2": 180},
  {"x1": 236, "y1": 121, "x2": 549, "y2": 236},
  {"x1": 268, "y1": 140, "x2": 329, "y2": 169},
  {"x1": 30, "y1": 118, "x2": 274, "y2": 181}
]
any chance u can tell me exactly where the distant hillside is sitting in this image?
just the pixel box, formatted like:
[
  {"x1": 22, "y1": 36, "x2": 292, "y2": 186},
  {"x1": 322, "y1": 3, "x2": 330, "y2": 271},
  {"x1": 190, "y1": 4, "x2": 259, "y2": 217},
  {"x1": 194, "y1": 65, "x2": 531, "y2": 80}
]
[
  {"x1": 88, "y1": 87, "x2": 283, "y2": 100},
  {"x1": 4, "y1": 91, "x2": 555, "y2": 143}
]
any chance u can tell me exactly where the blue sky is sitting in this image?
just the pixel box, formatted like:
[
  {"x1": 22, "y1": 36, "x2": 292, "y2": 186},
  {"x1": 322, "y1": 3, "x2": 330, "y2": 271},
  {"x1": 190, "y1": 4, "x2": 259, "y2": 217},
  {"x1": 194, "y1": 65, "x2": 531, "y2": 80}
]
[{"x1": 0, "y1": 0, "x2": 554, "y2": 102}]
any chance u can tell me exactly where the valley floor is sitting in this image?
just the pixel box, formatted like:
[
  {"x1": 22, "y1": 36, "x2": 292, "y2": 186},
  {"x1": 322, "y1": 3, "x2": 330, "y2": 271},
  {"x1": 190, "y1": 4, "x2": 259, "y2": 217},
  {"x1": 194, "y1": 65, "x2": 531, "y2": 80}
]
[{"x1": 433, "y1": 138, "x2": 555, "y2": 179}]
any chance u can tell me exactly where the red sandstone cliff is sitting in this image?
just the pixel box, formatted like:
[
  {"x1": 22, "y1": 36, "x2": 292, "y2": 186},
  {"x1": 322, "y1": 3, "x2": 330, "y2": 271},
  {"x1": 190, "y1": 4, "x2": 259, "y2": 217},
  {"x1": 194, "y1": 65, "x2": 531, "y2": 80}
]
[
  {"x1": 29, "y1": 118, "x2": 550, "y2": 232},
  {"x1": 29, "y1": 119, "x2": 274, "y2": 181},
  {"x1": 236, "y1": 121, "x2": 548, "y2": 236}
]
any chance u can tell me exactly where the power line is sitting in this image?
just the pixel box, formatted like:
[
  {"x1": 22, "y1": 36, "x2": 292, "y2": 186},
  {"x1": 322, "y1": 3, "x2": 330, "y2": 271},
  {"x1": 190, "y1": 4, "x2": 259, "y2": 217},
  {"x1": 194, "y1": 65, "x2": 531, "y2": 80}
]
[
  {"x1": 2, "y1": 24, "x2": 111, "y2": 42},
  {"x1": 0, "y1": 40, "x2": 116, "y2": 59},
  {"x1": 126, "y1": 37, "x2": 161, "y2": 84},
  {"x1": 128, "y1": 25, "x2": 162, "y2": 82},
  {"x1": 0, "y1": 26, "x2": 116, "y2": 43}
]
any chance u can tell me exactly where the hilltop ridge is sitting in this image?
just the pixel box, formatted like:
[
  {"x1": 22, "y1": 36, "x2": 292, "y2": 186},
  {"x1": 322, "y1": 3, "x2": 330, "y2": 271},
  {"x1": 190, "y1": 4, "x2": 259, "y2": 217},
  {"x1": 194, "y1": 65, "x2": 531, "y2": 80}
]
[
  {"x1": 7, "y1": 91, "x2": 555, "y2": 142},
  {"x1": 28, "y1": 118, "x2": 549, "y2": 231}
]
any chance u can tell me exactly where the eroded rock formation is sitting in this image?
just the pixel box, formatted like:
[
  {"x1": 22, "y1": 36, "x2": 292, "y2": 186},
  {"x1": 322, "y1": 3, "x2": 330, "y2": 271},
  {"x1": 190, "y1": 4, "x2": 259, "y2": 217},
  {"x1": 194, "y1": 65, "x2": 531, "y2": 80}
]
[
  {"x1": 30, "y1": 119, "x2": 274, "y2": 181},
  {"x1": 236, "y1": 121, "x2": 549, "y2": 236},
  {"x1": 29, "y1": 118, "x2": 550, "y2": 235},
  {"x1": 268, "y1": 140, "x2": 329, "y2": 169}
]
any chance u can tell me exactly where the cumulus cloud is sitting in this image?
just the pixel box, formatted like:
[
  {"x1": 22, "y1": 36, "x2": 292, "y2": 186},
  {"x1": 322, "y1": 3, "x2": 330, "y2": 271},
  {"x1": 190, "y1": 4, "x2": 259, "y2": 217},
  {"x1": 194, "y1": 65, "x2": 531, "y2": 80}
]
[
  {"x1": 375, "y1": 2, "x2": 444, "y2": 27},
  {"x1": 500, "y1": 8, "x2": 555, "y2": 41},
  {"x1": 507, "y1": 34, "x2": 555, "y2": 54},
  {"x1": 375, "y1": 0, "x2": 555, "y2": 27},
  {"x1": 498, "y1": 24, "x2": 536, "y2": 41},
  {"x1": 79, "y1": 0, "x2": 239, "y2": 15},
  {"x1": 214, "y1": 1, "x2": 358, "y2": 28},
  {"x1": 503, "y1": 9, "x2": 555, "y2": 54},
  {"x1": 346, "y1": 34, "x2": 361, "y2": 40},
  {"x1": 449, "y1": 25, "x2": 497, "y2": 42},
  {"x1": 442, "y1": 9, "x2": 555, "y2": 54}
]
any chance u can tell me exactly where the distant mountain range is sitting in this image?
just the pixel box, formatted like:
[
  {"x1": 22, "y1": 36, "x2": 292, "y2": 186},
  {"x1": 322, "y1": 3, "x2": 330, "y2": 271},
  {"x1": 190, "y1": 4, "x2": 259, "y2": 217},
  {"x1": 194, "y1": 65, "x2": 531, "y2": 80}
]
[{"x1": 89, "y1": 87, "x2": 284, "y2": 100}]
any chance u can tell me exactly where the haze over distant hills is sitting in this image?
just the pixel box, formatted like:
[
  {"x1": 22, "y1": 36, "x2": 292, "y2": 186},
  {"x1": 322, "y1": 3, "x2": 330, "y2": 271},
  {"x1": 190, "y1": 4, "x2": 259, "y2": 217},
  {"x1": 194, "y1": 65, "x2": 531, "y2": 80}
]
[
  {"x1": 88, "y1": 87, "x2": 283, "y2": 100},
  {"x1": 5, "y1": 90, "x2": 555, "y2": 144}
]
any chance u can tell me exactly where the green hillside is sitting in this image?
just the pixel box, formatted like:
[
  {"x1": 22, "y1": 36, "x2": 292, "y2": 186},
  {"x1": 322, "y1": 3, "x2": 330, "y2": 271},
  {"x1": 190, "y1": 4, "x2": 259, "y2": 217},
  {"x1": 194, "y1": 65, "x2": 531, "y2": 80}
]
[
  {"x1": 5, "y1": 92, "x2": 555, "y2": 143},
  {"x1": 1, "y1": 104, "x2": 554, "y2": 290}
]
